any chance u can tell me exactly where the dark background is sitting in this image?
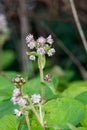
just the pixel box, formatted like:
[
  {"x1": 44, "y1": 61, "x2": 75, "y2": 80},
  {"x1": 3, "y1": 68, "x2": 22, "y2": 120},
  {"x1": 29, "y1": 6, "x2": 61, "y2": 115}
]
[{"x1": 0, "y1": 0, "x2": 87, "y2": 82}]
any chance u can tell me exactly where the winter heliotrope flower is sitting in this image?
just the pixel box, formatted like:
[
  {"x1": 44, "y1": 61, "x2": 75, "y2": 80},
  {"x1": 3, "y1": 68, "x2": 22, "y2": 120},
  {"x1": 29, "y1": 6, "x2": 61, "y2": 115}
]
[
  {"x1": 31, "y1": 94, "x2": 41, "y2": 104},
  {"x1": 26, "y1": 34, "x2": 55, "y2": 60}
]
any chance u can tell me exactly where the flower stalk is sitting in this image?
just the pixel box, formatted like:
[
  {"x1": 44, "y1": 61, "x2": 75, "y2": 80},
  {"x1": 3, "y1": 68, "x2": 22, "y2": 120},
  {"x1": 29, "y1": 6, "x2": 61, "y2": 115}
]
[
  {"x1": 27, "y1": 97, "x2": 44, "y2": 127},
  {"x1": 38, "y1": 54, "x2": 45, "y2": 103},
  {"x1": 25, "y1": 113, "x2": 31, "y2": 130},
  {"x1": 39, "y1": 103, "x2": 44, "y2": 125}
]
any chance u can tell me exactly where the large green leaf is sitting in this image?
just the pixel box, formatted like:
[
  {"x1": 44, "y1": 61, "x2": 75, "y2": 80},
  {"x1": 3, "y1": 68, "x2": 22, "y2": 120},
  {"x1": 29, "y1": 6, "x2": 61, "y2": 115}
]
[
  {"x1": 0, "y1": 71, "x2": 17, "y2": 101},
  {"x1": 44, "y1": 76, "x2": 59, "y2": 95},
  {"x1": 0, "y1": 114, "x2": 17, "y2": 130},
  {"x1": 0, "y1": 77, "x2": 13, "y2": 101},
  {"x1": 62, "y1": 81, "x2": 87, "y2": 98},
  {"x1": 23, "y1": 77, "x2": 58, "y2": 100},
  {"x1": 31, "y1": 116, "x2": 43, "y2": 130},
  {"x1": 0, "y1": 99, "x2": 17, "y2": 118},
  {"x1": 75, "y1": 91, "x2": 87, "y2": 105},
  {"x1": 43, "y1": 97, "x2": 85, "y2": 130},
  {"x1": 81, "y1": 105, "x2": 87, "y2": 127}
]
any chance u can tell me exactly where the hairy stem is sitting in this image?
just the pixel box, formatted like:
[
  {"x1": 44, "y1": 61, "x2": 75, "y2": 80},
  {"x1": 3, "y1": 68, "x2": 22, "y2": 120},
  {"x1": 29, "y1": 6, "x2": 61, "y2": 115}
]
[
  {"x1": 25, "y1": 114, "x2": 31, "y2": 130},
  {"x1": 40, "y1": 67, "x2": 45, "y2": 102},
  {"x1": 39, "y1": 104, "x2": 44, "y2": 125},
  {"x1": 27, "y1": 97, "x2": 44, "y2": 127},
  {"x1": 38, "y1": 55, "x2": 45, "y2": 102}
]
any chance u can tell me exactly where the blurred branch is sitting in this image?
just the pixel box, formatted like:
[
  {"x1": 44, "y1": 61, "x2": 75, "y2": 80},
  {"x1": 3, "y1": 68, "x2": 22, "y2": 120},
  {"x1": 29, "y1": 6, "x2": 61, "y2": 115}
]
[
  {"x1": 69, "y1": 0, "x2": 87, "y2": 52},
  {"x1": 18, "y1": 0, "x2": 29, "y2": 72},
  {"x1": 40, "y1": 22, "x2": 87, "y2": 80},
  {"x1": 18, "y1": 0, "x2": 34, "y2": 76}
]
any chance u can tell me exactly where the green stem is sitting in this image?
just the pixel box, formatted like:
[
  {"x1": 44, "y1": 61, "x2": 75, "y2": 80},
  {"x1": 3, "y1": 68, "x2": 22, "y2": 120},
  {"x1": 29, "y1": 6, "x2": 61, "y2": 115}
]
[
  {"x1": 27, "y1": 97, "x2": 44, "y2": 127},
  {"x1": 40, "y1": 67, "x2": 45, "y2": 102},
  {"x1": 39, "y1": 103, "x2": 44, "y2": 125},
  {"x1": 38, "y1": 55, "x2": 45, "y2": 102},
  {"x1": 25, "y1": 113, "x2": 31, "y2": 130}
]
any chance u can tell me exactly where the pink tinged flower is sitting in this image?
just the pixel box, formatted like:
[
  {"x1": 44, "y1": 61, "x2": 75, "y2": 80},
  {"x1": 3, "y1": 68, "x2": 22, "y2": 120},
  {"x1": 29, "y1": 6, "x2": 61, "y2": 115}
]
[
  {"x1": 13, "y1": 88, "x2": 21, "y2": 97},
  {"x1": 47, "y1": 48, "x2": 55, "y2": 56},
  {"x1": 18, "y1": 98, "x2": 27, "y2": 106},
  {"x1": 11, "y1": 97, "x2": 19, "y2": 104},
  {"x1": 14, "y1": 109, "x2": 22, "y2": 117},
  {"x1": 29, "y1": 55, "x2": 36, "y2": 61},
  {"x1": 27, "y1": 41, "x2": 36, "y2": 49},
  {"x1": 26, "y1": 34, "x2": 33, "y2": 43},
  {"x1": 37, "y1": 37, "x2": 46, "y2": 45},
  {"x1": 31, "y1": 94, "x2": 41, "y2": 104},
  {"x1": 37, "y1": 47, "x2": 45, "y2": 54},
  {"x1": 47, "y1": 35, "x2": 54, "y2": 44}
]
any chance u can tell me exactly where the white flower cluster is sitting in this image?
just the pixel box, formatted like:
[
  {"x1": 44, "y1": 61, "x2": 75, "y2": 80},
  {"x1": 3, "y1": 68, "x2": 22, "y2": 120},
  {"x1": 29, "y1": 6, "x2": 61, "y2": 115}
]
[
  {"x1": 0, "y1": 14, "x2": 8, "y2": 33},
  {"x1": 11, "y1": 88, "x2": 27, "y2": 117},
  {"x1": 26, "y1": 34, "x2": 55, "y2": 60},
  {"x1": 31, "y1": 94, "x2": 41, "y2": 104},
  {"x1": 14, "y1": 109, "x2": 22, "y2": 117}
]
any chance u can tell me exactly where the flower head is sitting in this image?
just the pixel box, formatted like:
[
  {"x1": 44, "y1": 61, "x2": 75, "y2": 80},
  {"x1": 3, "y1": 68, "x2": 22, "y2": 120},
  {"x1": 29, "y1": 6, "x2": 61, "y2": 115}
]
[
  {"x1": 26, "y1": 34, "x2": 55, "y2": 57},
  {"x1": 28, "y1": 41, "x2": 36, "y2": 49},
  {"x1": 18, "y1": 98, "x2": 27, "y2": 106},
  {"x1": 47, "y1": 35, "x2": 54, "y2": 44},
  {"x1": 13, "y1": 88, "x2": 21, "y2": 97},
  {"x1": 14, "y1": 109, "x2": 22, "y2": 117},
  {"x1": 47, "y1": 48, "x2": 55, "y2": 56},
  {"x1": 26, "y1": 34, "x2": 33, "y2": 43},
  {"x1": 11, "y1": 96, "x2": 19, "y2": 104},
  {"x1": 37, "y1": 36, "x2": 46, "y2": 45},
  {"x1": 37, "y1": 47, "x2": 45, "y2": 55},
  {"x1": 31, "y1": 94, "x2": 41, "y2": 104}
]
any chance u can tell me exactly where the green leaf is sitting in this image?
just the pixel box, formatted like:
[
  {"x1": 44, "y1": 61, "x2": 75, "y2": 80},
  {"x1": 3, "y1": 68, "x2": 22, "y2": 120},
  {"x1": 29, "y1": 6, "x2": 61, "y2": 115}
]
[
  {"x1": 43, "y1": 97, "x2": 85, "y2": 130},
  {"x1": 31, "y1": 115, "x2": 43, "y2": 130},
  {"x1": 62, "y1": 81, "x2": 87, "y2": 98},
  {"x1": 17, "y1": 116, "x2": 26, "y2": 130},
  {"x1": 52, "y1": 76, "x2": 59, "y2": 89},
  {"x1": 26, "y1": 51, "x2": 37, "y2": 56},
  {"x1": 0, "y1": 71, "x2": 17, "y2": 101},
  {"x1": 81, "y1": 105, "x2": 87, "y2": 127},
  {"x1": 0, "y1": 100, "x2": 17, "y2": 118},
  {"x1": 23, "y1": 77, "x2": 57, "y2": 100},
  {"x1": 75, "y1": 91, "x2": 87, "y2": 104},
  {"x1": 21, "y1": 125, "x2": 28, "y2": 130},
  {"x1": 0, "y1": 114, "x2": 17, "y2": 130},
  {"x1": 44, "y1": 76, "x2": 58, "y2": 95}
]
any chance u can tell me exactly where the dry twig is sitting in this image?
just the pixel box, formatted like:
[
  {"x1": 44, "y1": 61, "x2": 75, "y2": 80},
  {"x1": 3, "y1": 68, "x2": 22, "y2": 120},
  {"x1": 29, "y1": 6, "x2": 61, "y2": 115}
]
[{"x1": 69, "y1": 0, "x2": 87, "y2": 52}]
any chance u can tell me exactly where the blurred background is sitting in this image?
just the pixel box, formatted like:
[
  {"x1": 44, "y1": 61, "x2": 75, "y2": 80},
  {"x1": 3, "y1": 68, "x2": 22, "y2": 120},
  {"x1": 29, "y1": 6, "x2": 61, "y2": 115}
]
[{"x1": 0, "y1": 0, "x2": 87, "y2": 84}]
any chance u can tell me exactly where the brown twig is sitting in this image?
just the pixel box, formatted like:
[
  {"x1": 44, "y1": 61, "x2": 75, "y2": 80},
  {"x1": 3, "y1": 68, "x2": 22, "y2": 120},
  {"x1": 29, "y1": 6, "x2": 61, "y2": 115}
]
[{"x1": 69, "y1": 0, "x2": 87, "y2": 52}]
